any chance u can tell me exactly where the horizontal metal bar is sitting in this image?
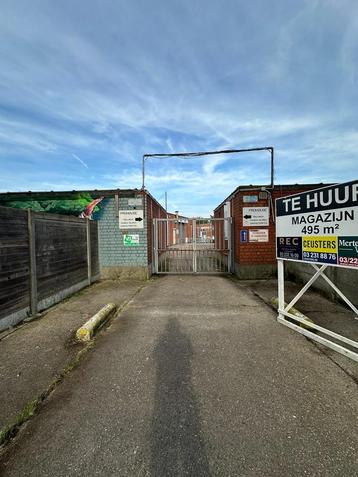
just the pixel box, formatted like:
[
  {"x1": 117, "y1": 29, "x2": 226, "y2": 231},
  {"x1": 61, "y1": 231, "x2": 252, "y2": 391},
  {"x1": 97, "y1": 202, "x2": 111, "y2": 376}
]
[
  {"x1": 157, "y1": 249, "x2": 230, "y2": 252},
  {"x1": 277, "y1": 316, "x2": 358, "y2": 363},
  {"x1": 156, "y1": 272, "x2": 231, "y2": 275},
  {"x1": 144, "y1": 146, "x2": 273, "y2": 159},
  {"x1": 279, "y1": 309, "x2": 358, "y2": 350}
]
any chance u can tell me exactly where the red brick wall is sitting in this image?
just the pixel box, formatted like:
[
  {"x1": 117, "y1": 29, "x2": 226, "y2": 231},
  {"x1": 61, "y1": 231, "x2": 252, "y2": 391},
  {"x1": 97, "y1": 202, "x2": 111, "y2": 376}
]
[
  {"x1": 215, "y1": 186, "x2": 322, "y2": 267},
  {"x1": 213, "y1": 205, "x2": 227, "y2": 251},
  {"x1": 166, "y1": 213, "x2": 193, "y2": 245},
  {"x1": 146, "y1": 193, "x2": 166, "y2": 266}
]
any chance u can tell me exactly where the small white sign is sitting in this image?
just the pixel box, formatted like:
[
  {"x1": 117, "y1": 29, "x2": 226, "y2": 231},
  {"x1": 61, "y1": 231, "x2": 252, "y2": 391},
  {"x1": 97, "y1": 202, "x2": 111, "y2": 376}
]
[
  {"x1": 128, "y1": 198, "x2": 143, "y2": 207},
  {"x1": 119, "y1": 210, "x2": 144, "y2": 229},
  {"x1": 249, "y1": 229, "x2": 269, "y2": 242},
  {"x1": 243, "y1": 207, "x2": 269, "y2": 226},
  {"x1": 243, "y1": 195, "x2": 258, "y2": 203},
  {"x1": 123, "y1": 234, "x2": 140, "y2": 246}
]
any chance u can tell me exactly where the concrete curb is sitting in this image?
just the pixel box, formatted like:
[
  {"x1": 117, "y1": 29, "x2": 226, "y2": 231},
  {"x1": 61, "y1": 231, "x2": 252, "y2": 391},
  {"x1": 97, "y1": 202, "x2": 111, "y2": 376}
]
[
  {"x1": 76, "y1": 303, "x2": 117, "y2": 342},
  {"x1": 271, "y1": 297, "x2": 316, "y2": 331}
]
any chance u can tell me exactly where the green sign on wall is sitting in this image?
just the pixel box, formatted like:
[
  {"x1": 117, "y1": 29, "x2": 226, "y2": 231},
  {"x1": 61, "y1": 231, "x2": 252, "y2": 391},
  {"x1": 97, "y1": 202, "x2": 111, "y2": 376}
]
[{"x1": 123, "y1": 234, "x2": 140, "y2": 247}]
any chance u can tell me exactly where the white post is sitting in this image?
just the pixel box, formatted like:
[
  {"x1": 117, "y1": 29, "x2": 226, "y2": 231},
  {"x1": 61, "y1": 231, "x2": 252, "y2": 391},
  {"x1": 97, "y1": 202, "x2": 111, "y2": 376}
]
[
  {"x1": 277, "y1": 259, "x2": 285, "y2": 320},
  {"x1": 153, "y1": 219, "x2": 158, "y2": 274},
  {"x1": 192, "y1": 219, "x2": 196, "y2": 273}
]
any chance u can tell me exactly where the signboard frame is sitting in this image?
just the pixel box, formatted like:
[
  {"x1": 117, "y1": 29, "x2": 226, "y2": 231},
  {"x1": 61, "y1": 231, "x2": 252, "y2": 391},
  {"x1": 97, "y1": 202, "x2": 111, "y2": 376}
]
[
  {"x1": 276, "y1": 180, "x2": 358, "y2": 270},
  {"x1": 275, "y1": 180, "x2": 358, "y2": 363}
]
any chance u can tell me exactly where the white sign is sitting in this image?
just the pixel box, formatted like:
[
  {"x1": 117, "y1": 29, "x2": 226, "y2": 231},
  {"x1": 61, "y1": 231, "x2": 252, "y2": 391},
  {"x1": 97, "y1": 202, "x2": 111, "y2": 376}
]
[
  {"x1": 224, "y1": 201, "x2": 231, "y2": 239},
  {"x1": 119, "y1": 210, "x2": 144, "y2": 229},
  {"x1": 243, "y1": 195, "x2": 258, "y2": 203},
  {"x1": 243, "y1": 207, "x2": 269, "y2": 226},
  {"x1": 123, "y1": 234, "x2": 140, "y2": 246},
  {"x1": 249, "y1": 229, "x2": 269, "y2": 242},
  {"x1": 128, "y1": 198, "x2": 143, "y2": 207},
  {"x1": 276, "y1": 179, "x2": 358, "y2": 268}
]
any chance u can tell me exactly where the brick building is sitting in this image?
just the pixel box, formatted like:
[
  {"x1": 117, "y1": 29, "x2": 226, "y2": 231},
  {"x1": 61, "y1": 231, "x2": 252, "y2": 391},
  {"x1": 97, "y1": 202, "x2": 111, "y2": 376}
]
[
  {"x1": 214, "y1": 184, "x2": 327, "y2": 279},
  {"x1": 166, "y1": 212, "x2": 193, "y2": 245}
]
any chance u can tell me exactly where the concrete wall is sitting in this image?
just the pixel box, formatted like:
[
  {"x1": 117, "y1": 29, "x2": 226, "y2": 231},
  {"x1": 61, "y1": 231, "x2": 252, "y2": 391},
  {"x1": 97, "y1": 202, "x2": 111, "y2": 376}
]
[
  {"x1": 234, "y1": 263, "x2": 277, "y2": 280},
  {"x1": 285, "y1": 261, "x2": 358, "y2": 307},
  {"x1": 98, "y1": 196, "x2": 149, "y2": 279}
]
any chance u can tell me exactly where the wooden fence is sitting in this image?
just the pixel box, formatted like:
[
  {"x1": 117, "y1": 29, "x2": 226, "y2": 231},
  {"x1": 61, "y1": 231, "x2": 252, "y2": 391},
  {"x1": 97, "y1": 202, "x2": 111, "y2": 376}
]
[{"x1": 0, "y1": 206, "x2": 99, "y2": 331}]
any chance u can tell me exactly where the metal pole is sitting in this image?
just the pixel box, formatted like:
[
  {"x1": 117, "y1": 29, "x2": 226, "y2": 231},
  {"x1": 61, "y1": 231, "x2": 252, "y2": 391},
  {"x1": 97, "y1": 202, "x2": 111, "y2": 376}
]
[
  {"x1": 192, "y1": 219, "x2": 196, "y2": 273},
  {"x1": 153, "y1": 219, "x2": 158, "y2": 274},
  {"x1": 165, "y1": 192, "x2": 168, "y2": 247},
  {"x1": 142, "y1": 155, "x2": 145, "y2": 190},
  {"x1": 270, "y1": 147, "x2": 274, "y2": 189}
]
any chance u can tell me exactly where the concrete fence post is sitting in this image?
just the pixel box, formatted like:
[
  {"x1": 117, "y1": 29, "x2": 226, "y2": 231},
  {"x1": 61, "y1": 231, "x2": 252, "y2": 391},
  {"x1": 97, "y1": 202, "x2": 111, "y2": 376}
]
[
  {"x1": 86, "y1": 218, "x2": 92, "y2": 285},
  {"x1": 27, "y1": 209, "x2": 38, "y2": 316}
]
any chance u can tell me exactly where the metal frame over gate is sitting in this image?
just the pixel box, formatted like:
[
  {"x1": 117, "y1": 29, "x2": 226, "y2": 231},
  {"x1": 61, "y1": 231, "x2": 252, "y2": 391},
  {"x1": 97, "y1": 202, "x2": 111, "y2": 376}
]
[{"x1": 153, "y1": 217, "x2": 232, "y2": 274}]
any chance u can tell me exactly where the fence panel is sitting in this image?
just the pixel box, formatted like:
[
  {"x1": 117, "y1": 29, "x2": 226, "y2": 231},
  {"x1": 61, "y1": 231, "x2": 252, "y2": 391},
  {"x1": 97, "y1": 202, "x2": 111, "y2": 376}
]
[
  {"x1": 0, "y1": 206, "x2": 99, "y2": 331},
  {"x1": 90, "y1": 220, "x2": 99, "y2": 278},
  {"x1": 35, "y1": 214, "x2": 88, "y2": 302},
  {"x1": 0, "y1": 207, "x2": 30, "y2": 322}
]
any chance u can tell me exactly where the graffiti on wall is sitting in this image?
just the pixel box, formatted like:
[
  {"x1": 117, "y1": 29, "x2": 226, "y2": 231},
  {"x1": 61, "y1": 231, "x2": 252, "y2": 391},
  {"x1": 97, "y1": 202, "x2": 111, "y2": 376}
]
[{"x1": 0, "y1": 193, "x2": 104, "y2": 219}]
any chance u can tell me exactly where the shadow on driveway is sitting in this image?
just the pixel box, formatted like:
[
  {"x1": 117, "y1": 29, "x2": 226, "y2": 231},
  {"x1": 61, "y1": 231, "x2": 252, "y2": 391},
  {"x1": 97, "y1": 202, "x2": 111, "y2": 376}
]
[{"x1": 150, "y1": 318, "x2": 210, "y2": 476}]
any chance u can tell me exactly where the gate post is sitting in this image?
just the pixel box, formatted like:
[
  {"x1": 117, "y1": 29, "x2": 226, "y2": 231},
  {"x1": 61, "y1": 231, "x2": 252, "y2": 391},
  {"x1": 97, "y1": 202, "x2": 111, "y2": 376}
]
[
  {"x1": 192, "y1": 219, "x2": 197, "y2": 273},
  {"x1": 153, "y1": 219, "x2": 158, "y2": 274}
]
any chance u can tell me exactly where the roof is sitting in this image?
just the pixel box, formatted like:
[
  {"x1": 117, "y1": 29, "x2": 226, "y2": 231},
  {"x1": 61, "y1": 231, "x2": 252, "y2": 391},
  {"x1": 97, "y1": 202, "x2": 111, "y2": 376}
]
[
  {"x1": 0, "y1": 188, "x2": 141, "y2": 201},
  {"x1": 213, "y1": 183, "x2": 331, "y2": 212},
  {"x1": 0, "y1": 188, "x2": 166, "y2": 214}
]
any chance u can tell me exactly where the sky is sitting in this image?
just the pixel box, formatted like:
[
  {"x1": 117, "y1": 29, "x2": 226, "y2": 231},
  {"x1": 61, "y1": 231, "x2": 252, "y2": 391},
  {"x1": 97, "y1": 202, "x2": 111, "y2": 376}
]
[{"x1": 0, "y1": 0, "x2": 357, "y2": 216}]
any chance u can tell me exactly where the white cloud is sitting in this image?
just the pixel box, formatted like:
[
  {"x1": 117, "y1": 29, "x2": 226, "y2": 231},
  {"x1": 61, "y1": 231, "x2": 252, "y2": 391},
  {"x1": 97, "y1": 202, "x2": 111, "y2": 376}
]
[{"x1": 0, "y1": 0, "x2": 357, "y2": 214}]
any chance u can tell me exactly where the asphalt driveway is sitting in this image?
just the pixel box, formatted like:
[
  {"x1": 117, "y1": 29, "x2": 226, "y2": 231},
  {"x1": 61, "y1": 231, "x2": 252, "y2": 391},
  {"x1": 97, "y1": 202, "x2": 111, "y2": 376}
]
[{"x1": 1, "y1": 275, "x2": 357, "y2": 476}]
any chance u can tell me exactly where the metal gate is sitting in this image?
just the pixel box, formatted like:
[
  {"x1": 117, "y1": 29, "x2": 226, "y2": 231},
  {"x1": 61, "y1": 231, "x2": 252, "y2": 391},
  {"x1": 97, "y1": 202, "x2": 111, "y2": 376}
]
[{"x1": 153, "y1": 217, "x2": 232, "y2": 274}]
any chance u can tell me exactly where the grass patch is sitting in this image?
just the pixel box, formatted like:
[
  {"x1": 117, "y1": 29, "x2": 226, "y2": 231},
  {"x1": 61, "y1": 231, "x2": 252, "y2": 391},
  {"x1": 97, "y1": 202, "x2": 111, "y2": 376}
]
[{"x1": 0, "y1": 399, "x2": 38, "y2": 446}]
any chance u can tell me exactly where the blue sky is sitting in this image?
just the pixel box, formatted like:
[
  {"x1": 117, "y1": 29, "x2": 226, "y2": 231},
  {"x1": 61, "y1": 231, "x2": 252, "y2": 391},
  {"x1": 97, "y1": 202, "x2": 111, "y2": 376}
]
[{"x1": 0, "y1": 0, "x2": 357, "y2": 216}]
